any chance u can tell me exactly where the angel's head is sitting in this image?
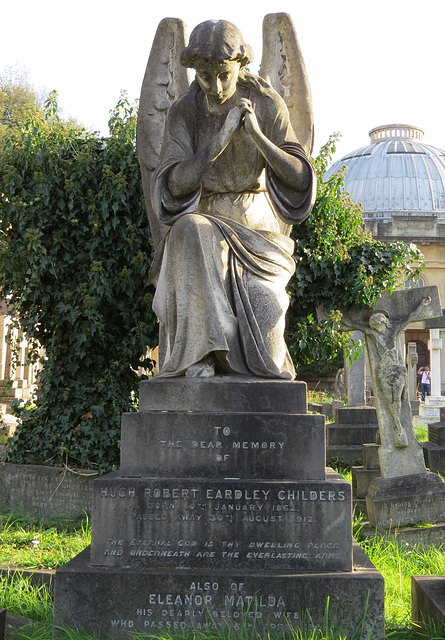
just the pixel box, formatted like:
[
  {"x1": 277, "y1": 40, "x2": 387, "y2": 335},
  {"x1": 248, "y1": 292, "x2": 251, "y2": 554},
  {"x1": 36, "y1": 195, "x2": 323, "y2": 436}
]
[{"x1": 180, "y1": 20, "x2": 253, "y2": 104}]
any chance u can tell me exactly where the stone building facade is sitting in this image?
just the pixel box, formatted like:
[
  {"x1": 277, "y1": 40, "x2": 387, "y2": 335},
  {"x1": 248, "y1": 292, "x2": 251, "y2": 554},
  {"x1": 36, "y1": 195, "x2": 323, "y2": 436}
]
[{"x1": 326, "y1": 124, "x2": 445, "y2": 395}]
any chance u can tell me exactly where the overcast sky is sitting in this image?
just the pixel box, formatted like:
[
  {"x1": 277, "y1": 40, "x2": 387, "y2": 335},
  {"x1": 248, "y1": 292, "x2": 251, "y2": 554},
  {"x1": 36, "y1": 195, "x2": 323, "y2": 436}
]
[{"x1": 2, "y1": 0, "x2": 444, "y2": 163}]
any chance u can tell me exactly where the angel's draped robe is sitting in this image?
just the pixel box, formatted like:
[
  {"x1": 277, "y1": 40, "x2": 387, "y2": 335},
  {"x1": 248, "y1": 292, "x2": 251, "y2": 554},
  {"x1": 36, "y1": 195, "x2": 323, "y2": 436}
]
[{"x1": 150, "y1": 77, "x2": 316, "y2": 378}]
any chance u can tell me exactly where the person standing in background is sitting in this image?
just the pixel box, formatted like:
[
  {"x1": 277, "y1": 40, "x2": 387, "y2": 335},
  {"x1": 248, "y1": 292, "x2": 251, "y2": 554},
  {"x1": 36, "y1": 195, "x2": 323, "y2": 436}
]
[{"x1": 417, "y1": 365, "x2": 431, "y2": 402}]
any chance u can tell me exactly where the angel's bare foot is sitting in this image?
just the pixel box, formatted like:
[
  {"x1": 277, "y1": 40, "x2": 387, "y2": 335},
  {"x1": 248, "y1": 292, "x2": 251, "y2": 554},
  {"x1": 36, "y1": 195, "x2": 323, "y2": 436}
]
[{"x1": 186, "y1": 355, "x2": 216, "y2": 378}]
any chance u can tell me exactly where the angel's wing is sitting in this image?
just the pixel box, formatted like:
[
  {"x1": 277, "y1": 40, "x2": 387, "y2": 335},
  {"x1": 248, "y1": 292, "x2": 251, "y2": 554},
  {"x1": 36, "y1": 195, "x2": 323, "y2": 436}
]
[
  {"x1": 136, "y1": 18, "x2": 192, "y2": 249},
  {"x1": 259, "y1": 13, "x2": 314, "y2": 158}
]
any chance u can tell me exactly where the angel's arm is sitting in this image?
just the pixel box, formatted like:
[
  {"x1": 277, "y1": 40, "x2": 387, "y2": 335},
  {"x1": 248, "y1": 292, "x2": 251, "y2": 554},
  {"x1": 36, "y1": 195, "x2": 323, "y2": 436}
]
[{"x1": 240, "y1": 99, "x2": 310, "y2": 192}]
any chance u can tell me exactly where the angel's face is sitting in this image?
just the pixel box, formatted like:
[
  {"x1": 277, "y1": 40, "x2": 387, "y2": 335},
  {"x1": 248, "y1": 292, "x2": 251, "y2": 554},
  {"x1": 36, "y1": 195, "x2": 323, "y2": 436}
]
[{"x1": 195, "y1": 60, "x2": 240, "y2": 104}]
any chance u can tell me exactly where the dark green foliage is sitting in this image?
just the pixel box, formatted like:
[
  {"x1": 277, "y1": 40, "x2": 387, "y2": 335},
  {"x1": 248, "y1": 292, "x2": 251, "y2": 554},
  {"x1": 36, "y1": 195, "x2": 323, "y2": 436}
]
[
  {"x1": 0, "y1": 94, "x2": 158, "y2": 473},
  {"x1": 287, "y1": 135, "x2": 423, "y2": 370}
]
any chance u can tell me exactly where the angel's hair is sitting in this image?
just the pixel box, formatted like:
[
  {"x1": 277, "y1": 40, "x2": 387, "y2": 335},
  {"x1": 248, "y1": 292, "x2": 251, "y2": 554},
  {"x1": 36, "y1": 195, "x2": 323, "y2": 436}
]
[{"x1": 180, "y1": 20, "x2": 253, "y2": 69}]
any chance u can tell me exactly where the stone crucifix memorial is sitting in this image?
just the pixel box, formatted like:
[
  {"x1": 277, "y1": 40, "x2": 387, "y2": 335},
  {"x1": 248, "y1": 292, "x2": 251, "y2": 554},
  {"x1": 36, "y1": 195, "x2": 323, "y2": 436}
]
[
  {"x1": 53, "y1": 14, "x2": 384, "y2": 638},
  {"x1": 340, "y1": 286, "x2": 445, "y2": 530}
]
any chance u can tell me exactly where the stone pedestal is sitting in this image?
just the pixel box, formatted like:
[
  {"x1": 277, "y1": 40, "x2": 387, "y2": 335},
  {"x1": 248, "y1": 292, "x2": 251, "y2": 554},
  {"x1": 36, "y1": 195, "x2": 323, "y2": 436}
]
[
  {"x1": 54, "y1": 378, "x2": 384, "y2": 638},
  {"x1": 326, "y1": 406, "x2": 379, "y2": 466}
]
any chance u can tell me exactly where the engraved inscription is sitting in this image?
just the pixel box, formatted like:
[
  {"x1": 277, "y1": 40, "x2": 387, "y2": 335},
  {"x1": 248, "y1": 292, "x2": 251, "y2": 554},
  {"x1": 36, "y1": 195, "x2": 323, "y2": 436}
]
[
  {"x1": 156, "y1": 425, "x2": 287, "y2": 463},
  {"x1": 109, "y1": 581, "x2": 303, "y2": 633},
  {"x1": 93, "y1": 480, "x2": 351, "y2": 570}
]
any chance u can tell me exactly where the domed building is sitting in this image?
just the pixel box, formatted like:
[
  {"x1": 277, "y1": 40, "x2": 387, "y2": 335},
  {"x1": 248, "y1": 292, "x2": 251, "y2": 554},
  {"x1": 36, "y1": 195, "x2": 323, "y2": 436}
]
[{"x1": 326, "y1": 124, "x2": 445, "y2": 396}]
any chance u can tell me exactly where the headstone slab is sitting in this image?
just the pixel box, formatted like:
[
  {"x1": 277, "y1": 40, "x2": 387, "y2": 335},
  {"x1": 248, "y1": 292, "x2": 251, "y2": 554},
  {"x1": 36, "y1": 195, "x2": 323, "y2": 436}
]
[
  {"x1": 422, "y1": 442, "x2": 445, "y2": 475},
  {"x1": 0, "y1": 463, "x2": 95, "y2": 518},
  {"x1": 120, "y1": 411, "x2": 325, "y2": 480},
  {"x1": 366, "y1": 472, "x2": 445, "y2": 529},
  {"x1": 54, "y1": 545, "x2": 384, "y2": 640},
  {"x1": 429, "y1": 422, "x2": 445, "y2": 446},
  {"x1": 139, "y1": 377, "x2": 307, "y2": 413},
  {"x1": 425, "y1": 396, "x2": 445, "y2": 407},
  {"x1": 90, "y1": 475, "x2": 353, "y2": 573}
]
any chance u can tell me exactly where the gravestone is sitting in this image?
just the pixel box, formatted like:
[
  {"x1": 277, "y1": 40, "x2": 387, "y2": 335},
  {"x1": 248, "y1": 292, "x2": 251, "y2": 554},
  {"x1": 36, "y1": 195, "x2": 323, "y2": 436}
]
[
  {"x1": 54, "y1": 378, "x2": 384, "y2": 638},
  {"x1": 326, "y1": 405, "x2": 378, "y2": 466},
  {"x1": 340, "y1": 286, "x2": 445, "y2": 530},
  {"x1": 422, "y1": 406, "x2": 445, "y2": 475},
  {"x1": 0, "y1": 463, "x2": 95, "y2": 518}
]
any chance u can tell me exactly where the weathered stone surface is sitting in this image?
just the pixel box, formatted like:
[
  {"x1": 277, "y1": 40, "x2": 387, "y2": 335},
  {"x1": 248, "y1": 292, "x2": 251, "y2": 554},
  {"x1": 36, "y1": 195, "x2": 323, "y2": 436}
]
[
  {"x1": 326, "y1": 445, "x2": 363, "y2": 467},
  {"x1": 425, "y1": 396, "x2": 445, "y2": 407},
  {"x1": 429, "y1": 422, "x2": 445, "y2": 445},
  {"x1": 334, "y1": 406, "x2": 377, "y2": 424},
  {"x1": 141, "y1": 15, "x2": 316, "y2": 380},
  {"x1": 0, "y1": 463, "x2": 95, "y2": 518},
  {"x1": 351, "y1": 467, "x2": 381, "y2": 499},
  {"x1": 412, "y1": 575, "x2": 445, "y2": 626},
  {"x1": 341, "y1": 286, "x2": 442, "y2": 479},
  {"x1": 90, "y1": 475, "x2": 352, "y2": 572},
  {"x1": 360, "y1": 522, "x2": 445, "y2": 549},
  {"x1": 419, "y1": 405, "x2": 440, "y2": 421},
  {"x1": 423, "y1": 442, "x2": 445, "y2": 475},
  {"x1": 366, "y1": 472, "x2": 445, "y2": 529},
  {"x1": 327, "y1": 424, "x2": 378, "y2": 446},
  {"x1": 139, "y1": 378, "x2": 308, "y2": 413},
  {"x1": 326, "y1": 408, "x2": 379, "y2": 466},
  {"x1": 363, "y1": 443, "x2": 380, "y2": 470},
  {"x1": 54, "y1": 544, "x2": 384, "y2": 640},
  {"x1": 121, "y1": 411, "x2": 325, "y2": 480}
]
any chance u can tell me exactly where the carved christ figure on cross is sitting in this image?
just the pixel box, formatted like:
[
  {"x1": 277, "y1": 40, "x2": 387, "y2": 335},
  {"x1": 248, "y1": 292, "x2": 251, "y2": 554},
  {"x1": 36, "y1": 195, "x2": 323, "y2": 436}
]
[{"x1": 341, "y1": 296, "x2": 432, "y2": 449}]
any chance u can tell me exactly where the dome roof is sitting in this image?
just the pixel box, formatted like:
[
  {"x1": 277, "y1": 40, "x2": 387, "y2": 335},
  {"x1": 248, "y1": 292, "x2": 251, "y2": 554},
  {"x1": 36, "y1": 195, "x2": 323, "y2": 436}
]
[{"x1": 325, "y1": 125, "x2": 445, "y2": 221}]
